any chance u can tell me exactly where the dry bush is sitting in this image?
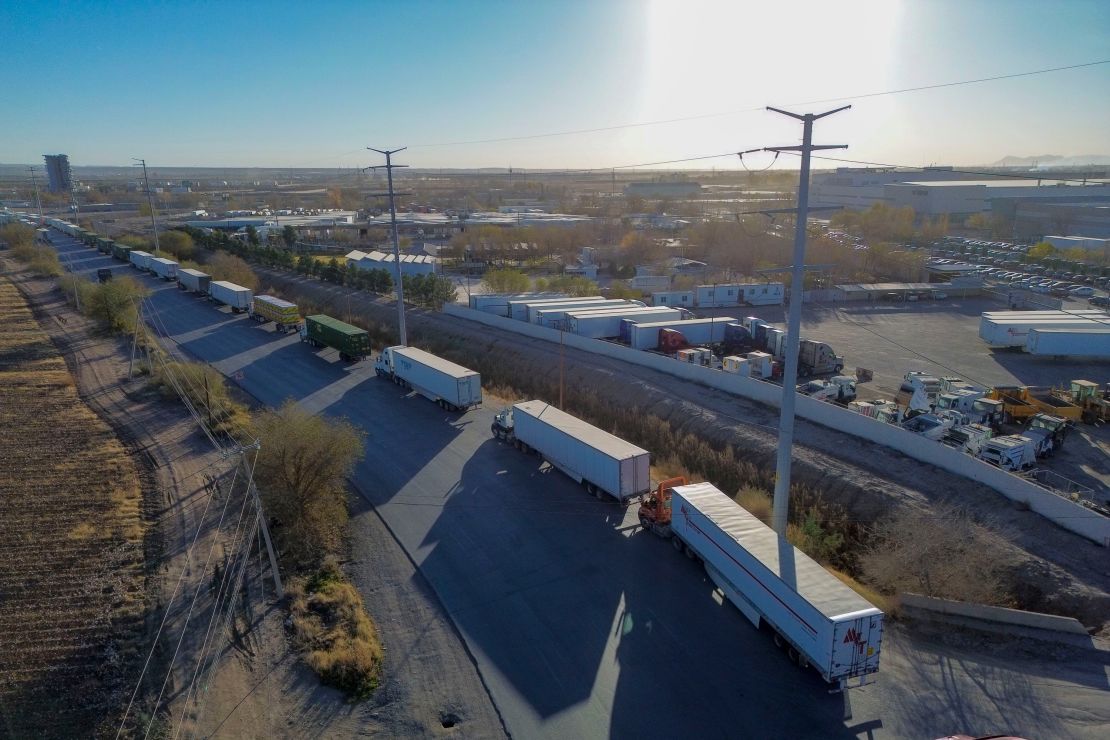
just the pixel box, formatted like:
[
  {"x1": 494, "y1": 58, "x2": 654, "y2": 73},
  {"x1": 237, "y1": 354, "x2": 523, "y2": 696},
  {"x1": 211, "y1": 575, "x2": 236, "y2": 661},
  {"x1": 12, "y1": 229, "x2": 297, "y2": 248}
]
[
  {"x1": 152, "y1": 359, "x2": 251, "y2": 439},
  {"x1": 735, "y1": 486, "x2": 771, "y2": 523},
  {"x1": 253, "y1": 401, "x2": 364, "y2": 568},
  {"x1": 861, "y1": 503, "x2": 1013, "y2": 606},
  {"x1": 207, "y1": 251, "x2": 260, "y2": 290},
  {"x1": 288, "y1": 560, "x2": 382, "y2": 699}
]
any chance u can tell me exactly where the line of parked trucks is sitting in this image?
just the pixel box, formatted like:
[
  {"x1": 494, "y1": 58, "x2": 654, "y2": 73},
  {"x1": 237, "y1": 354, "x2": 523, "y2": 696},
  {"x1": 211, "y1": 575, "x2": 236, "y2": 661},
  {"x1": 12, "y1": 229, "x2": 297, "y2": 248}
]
[
  {"x1": 48, "y1": 220, "x2": 882, "y2": 692},
  {"x1": 851, "y1": 370, "x2": 1108, "y2": 473}
]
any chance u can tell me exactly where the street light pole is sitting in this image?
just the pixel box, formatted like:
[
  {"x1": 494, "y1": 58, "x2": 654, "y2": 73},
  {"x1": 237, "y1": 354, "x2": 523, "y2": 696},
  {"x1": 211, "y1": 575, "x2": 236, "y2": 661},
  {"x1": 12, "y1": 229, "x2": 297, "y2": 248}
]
[
  {"x1": 763, "y1": 105, "x2": 849, "y2": 537},
  {"x1": 133, "y1": 158, "x2": 161, "y2": 253},
  {"x1": 368, "y1": 147, "x2": 409, "y2": 345}
]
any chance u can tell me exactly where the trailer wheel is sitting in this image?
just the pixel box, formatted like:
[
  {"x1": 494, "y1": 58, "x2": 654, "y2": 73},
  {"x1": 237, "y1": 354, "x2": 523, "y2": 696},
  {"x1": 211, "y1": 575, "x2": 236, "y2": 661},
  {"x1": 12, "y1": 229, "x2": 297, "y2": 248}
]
[
  {"x1": 671, "y1": 536, "x2": 684, "y2": 553},
  {"x1": 684, "y1": 543, "x2": 697, "y2": 560},
  {"x1": 773, "y1": 632, "x2": 784, "y2": 649},
  {"x1": 638, "y1": 515, "x2": 650, "y2": 530},
  {"x1": 594, "y1": 486, "x2": 605, "y2": 501},
  {"x1": 788, "y1": 646, "x2": 802, "y2": 665}
]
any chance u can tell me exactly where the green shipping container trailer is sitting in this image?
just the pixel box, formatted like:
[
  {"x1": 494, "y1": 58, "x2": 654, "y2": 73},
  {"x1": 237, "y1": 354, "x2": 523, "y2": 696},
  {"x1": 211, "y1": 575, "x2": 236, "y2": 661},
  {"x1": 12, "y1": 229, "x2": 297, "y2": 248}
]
[
  {"x1": 112, "y1": 243, "x2": 133, "y2": 261},
  {"x1": 97, "y1": 237, "x2": 114, "y2": 254},
  {"x1": 302, "y1": 314, "x2": 371, "y2": 361},
  {"x1": 82, "y1": 231, "x2": 99, "y2": 247}
]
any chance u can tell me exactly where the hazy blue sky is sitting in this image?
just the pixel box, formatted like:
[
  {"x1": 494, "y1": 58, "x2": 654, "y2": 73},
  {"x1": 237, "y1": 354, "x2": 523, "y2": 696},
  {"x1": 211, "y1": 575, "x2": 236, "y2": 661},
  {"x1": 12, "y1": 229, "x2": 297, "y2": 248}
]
[{"x1": 2, "y1": 0, "x2": 1107, "y2": 170}]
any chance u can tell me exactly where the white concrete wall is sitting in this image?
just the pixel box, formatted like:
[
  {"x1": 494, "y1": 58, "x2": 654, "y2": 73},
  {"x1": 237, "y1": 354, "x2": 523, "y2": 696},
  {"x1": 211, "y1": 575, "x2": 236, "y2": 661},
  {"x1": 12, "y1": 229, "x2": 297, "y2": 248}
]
[{"x1": 444, "y1": 304, "x2": 1110, "y2": 546}]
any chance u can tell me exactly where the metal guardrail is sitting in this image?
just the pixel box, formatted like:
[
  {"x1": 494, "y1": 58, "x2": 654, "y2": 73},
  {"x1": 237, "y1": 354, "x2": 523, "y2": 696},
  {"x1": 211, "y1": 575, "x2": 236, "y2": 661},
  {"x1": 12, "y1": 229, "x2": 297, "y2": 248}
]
[{"x1": 1023, "y1": 468, "x2": 1108, "y2": 516}]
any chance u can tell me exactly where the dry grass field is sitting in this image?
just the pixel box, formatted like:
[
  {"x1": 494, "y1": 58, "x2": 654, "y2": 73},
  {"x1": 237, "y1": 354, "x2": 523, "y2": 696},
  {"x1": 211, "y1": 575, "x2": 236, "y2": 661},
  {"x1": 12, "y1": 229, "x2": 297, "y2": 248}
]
[{"x1": 0, "y1": 277, "x2": 146, "y2": 737}]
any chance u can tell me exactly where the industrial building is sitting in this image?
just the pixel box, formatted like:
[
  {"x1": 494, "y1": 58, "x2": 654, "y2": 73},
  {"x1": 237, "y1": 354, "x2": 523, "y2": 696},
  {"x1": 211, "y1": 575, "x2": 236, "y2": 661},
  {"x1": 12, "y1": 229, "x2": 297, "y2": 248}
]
[
  {"x1": 345, "y1": 249, "x2": 438, "y2": 276},
  {"x1": 43, "y1": 154, "x2": 72, "y2": 193},
  {"x1": 624, "y1": 181, "x2": 702, "y2": 198},
  {"x1": 1008, "y1": 199, "x2": 1110, "y2": 240},
  {"x1": 811, "y1": 166, "x2": 1110, "y2": 217}
]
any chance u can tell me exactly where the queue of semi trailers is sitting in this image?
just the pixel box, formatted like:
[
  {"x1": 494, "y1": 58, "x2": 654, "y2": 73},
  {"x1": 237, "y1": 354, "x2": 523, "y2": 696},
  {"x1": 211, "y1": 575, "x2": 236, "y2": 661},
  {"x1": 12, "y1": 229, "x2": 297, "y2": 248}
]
[{"x1": 45, "y1": 218, "x2": 883, "y2": 691}]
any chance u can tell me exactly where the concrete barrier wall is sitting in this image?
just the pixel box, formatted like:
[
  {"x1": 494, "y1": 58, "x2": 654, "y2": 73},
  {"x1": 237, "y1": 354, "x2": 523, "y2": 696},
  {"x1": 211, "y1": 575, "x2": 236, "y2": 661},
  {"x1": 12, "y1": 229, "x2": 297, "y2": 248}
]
[
  {"x1": 445, "y1": 304, "x2": 1110, "y2": 546},
  {"x1": 901, "y1": 593, "x2": 1089, "y2": 635}
]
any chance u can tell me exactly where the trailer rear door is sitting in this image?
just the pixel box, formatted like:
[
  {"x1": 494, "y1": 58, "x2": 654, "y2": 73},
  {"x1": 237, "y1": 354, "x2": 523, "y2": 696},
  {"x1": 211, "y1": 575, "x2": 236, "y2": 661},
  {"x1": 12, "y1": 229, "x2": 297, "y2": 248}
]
[{"x1": 830, "y1": 610, "x2": 883, "y2": 681}]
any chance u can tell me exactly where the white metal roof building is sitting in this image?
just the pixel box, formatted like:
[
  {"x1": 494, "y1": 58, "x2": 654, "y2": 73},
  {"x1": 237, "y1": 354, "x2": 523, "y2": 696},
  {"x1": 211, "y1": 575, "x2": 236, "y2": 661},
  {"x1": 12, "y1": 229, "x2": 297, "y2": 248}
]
[
  {"x1": 345, "y1": 249, "x2": 438, "y2": 276},
  {"x1": 884, "y1": 180, "x2": 1110, "y2": 216}
]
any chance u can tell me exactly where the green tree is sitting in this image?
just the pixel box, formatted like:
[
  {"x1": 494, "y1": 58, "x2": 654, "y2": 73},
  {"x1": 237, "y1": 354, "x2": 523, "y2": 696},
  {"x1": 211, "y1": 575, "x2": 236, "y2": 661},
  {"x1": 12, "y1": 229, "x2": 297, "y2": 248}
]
[
  {"x1": 283, "y1": 225, "x2": 298, "y2": 248},
  {"x1": 84, "y1": 275, "x2": 150, "y2": 332},
  {"x1": 483, "y1": 268, "x2": 530, "y2": 293},
  {"x1": 253, "y1": 401, "x2": 365, "y2": 567},
  {"x1": 0, "y1": 223, "x2": 35, "y2": 249},
  {"x1": 296, "y1": 254, "x2": 313, "y2": 275},
  {"x1": 323, "y1": 257, "x2": 341, "y2": 284},
  {"x1": 246, "y1": 225, "x2": 260, "y2": 246},
  {"x1": 159, "y1": 230, "x2": 195, "y2": 259}
]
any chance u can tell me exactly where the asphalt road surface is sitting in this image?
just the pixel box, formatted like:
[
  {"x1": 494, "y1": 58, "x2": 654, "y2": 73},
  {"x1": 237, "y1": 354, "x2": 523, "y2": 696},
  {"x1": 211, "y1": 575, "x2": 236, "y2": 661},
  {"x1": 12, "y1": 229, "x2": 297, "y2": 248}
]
[{"x1": 42, "y1": 234, "x2": 1110, "y2": 739}]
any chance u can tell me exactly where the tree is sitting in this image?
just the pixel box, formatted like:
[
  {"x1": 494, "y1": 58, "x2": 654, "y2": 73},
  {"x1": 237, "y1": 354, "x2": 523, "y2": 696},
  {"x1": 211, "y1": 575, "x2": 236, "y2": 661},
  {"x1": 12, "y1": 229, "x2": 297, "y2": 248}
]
[
  {"x1": 207, "y1": 252, "x2": 259, "y2": 290},
  {"x1": 0, "y1": 223, "x2": 35, "y2": 250},
  {"x1": 1027, "y1": 241, "x2": 1056, "y2": 260},
  {"x1": 296, "y1": 254, "x2": 313, "y2": 275},
  {"x1": 253, "y1": 401, "x2": 365, "y2": 566},
  {"x1": 283, "y1": 225, "x2": 298, "y2": 249},
  {"x1": 159, "y1": 230, "x2": 195, "y2": 260},
  {"x1": 84, "y1": 275, "x2": 150, "y2": 332},
  {"x1": 861, "y1": 504, "x2": 1010, "y2": 605},
  {"x1": 246, "y1": 225, "x2": 260, "y2": 246},
  {"x1": 606, "y1": 282, "x2": 643, "y2": 300},
  {"x1": 484, "y1": 268, "x2": 530, "y2": 293}
]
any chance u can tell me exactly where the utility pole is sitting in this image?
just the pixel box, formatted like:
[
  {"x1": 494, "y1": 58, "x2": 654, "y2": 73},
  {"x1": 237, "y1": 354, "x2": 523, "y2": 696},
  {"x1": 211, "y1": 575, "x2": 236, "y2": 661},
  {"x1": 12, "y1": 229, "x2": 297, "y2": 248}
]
[
  {"x1": 763, "y1": 104, "x2": 849, "y2": 537},
  {"x1": 128, "y1": 299, "x2": 143, "y2": 379},
  {"x1": 367, "y1": 147, "x2": 409, "y2": 345},
  {"x1": 28, "y1": 167, "x2": 43, "y2": 224},
  {"x1": 133, "y1": 158, "x2": 161, "y2": 253}
]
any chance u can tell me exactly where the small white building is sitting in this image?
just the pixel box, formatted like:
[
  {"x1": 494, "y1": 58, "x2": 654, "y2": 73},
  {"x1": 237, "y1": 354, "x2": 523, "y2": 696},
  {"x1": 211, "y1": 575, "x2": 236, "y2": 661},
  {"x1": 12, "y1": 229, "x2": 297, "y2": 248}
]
[
  {"x1": 696, "y1": 283, "x2": 785, "y2": 307},
  {"x1": 345, "y1": 249, "x2": 438, "y2": 276},
  {"x1": 651, "y1": 291, "x2": 695, "y2": 307}
]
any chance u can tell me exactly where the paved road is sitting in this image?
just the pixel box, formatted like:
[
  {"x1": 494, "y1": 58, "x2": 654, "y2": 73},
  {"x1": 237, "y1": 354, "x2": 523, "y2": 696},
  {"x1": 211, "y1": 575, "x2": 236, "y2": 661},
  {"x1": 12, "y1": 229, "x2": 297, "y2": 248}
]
[{"x1": 43, "y1": 234, "x2": 1110, "y2": 739}]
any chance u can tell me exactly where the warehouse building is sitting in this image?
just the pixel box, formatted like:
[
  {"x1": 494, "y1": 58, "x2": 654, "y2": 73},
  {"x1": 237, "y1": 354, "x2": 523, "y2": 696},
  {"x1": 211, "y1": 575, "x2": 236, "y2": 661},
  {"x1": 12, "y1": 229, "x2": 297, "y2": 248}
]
[
  {"x1": 345, "y1": 249, "x2": 438, "y2": 276},
  {"x1": 884, "y1": 179, "x2": 1110, "y2": 217}
]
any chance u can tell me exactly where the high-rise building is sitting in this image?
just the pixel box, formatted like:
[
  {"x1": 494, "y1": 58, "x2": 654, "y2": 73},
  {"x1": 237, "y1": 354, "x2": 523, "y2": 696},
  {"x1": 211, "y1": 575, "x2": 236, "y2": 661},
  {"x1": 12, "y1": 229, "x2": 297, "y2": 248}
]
[{"x1": 43, "y1": 154, "x2": 72, "y2": 193}]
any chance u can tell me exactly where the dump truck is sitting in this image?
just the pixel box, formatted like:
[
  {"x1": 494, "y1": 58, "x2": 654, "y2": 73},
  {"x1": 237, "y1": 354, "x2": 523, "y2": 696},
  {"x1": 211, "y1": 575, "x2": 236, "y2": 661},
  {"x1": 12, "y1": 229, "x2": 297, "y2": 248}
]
[
  {"x1": 987, "y1": 386, "x2": 1039, "y2": 422},
  {"x1": 492, "y1": 400, "x2": 650, "y2": 501},
  {"x1": 376, "y1": 345, "x2": 482, "y2": 410},
  {"x1": 149, "y1": 257, "x2": 178, "y2": 281},
  {"x1": 208, "y1": 280, "x2": 252, "y2": 313},
  {"x1": 1069, "y1": 380, "x2": 1110, "y2": 423},
  {"x1": 943, "y1": 423, "x2": 994, "y2": 456},
  {"x1": 638, "y1": 479, "x2": 883, "y2": 690},
  {"x1": 177, "y1": 268, "x2": 211, "y2": 294},
  {"x1": 128, "y1": 250, "x2": 153, "y2": 271},
  {"x1": 1024, "y1": 413, "x2": 1069, "y2": 454},
  {"x1": 797, "y1": 339, "x2": 844, "y2": 376},
  {"x1": 249, "y1": 295, "x2": 301, "y2": 333},
  {"x1": 302, "y1": 314, "x2": 371, "y2": 362},
  {"x1": 978, "y1": 435, "x2": 1037, "y2": 471}
]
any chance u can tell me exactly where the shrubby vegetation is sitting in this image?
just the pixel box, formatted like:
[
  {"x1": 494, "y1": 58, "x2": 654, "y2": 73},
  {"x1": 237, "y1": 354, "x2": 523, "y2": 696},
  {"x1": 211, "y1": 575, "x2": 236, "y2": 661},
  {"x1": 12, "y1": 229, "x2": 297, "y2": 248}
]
[{"x1": 1, "y1": 223, "x2": 63, "y2": 276}]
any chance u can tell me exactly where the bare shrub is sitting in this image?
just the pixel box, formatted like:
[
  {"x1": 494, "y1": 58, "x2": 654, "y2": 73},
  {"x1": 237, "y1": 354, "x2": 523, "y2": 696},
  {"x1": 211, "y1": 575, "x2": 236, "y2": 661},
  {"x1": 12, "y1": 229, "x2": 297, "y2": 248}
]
[{"x1": 861, "y1": 503, "x2": 1013, "y2": 606}]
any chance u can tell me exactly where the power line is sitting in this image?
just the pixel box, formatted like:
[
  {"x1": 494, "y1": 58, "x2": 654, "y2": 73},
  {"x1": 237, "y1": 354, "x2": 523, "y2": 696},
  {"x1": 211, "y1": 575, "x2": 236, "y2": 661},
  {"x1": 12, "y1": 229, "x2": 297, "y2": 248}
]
[
  {"x1": 780, "y1": 151, "x2": 1109, "y2": 185},
  {"x1": 409, "y1": 59, "x2": 1110, "y2": 148}
]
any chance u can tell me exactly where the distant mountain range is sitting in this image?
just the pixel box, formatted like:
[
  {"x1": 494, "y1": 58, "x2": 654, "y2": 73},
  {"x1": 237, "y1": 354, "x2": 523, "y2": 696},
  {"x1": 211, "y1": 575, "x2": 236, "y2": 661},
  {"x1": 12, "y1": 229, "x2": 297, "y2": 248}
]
[{"x1": 988, "y1": 154, "x2": 1110, "y2": 168}]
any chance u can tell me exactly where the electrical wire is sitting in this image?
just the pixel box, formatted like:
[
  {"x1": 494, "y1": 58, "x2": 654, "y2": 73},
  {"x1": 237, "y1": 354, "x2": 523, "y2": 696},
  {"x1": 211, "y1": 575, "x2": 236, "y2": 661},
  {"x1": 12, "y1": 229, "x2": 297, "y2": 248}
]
[{"x1": 409, "y1": 59, "x2": 1110, "y2": 148}]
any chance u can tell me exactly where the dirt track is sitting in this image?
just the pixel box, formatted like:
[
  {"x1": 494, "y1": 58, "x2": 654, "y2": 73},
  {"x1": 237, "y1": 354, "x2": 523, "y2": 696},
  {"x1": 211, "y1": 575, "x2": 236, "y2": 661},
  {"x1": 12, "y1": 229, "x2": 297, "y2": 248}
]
[{"x1": 257, "y1": 268, "x2": 1110, "y2": 629}]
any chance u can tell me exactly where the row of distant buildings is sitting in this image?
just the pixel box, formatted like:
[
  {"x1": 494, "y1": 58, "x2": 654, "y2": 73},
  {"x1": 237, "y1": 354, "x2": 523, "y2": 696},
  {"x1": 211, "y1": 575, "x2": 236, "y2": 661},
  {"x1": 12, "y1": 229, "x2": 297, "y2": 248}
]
[{"x1": 810, "y1": 166, "x2": 1110, "y2": 239}]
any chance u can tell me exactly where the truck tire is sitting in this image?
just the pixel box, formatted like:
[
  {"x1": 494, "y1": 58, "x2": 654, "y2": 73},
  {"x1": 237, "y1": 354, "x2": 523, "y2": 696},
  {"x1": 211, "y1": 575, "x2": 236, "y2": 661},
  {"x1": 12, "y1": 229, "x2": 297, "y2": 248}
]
[
  {"x1": 638, "y1": 515, "x2": 650, "y2": 530},
  {"x1": 684, "y1": 543, "x2": 698, "y2": 560},
  {"x1": 773, "y1": 632, "x2": 784, "y2": 649},
  {"x1": 671, "y1": 536, "x2": 684, "y2": 553}
]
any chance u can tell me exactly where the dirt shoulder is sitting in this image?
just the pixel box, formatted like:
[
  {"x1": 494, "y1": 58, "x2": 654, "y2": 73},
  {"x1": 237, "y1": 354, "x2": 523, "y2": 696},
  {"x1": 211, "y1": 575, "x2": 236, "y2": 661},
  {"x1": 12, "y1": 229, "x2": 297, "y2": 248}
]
[{"x1": 8, "y1": 259, "x2": 506, "y2": 738}]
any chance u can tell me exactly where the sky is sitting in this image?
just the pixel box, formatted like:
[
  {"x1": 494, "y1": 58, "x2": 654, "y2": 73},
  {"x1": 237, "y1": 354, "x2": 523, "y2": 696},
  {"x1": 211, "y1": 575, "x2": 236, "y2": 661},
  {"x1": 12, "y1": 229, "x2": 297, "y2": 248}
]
[{"x1": 1, "y1": 0, "x2": 1108, "y2": 170}]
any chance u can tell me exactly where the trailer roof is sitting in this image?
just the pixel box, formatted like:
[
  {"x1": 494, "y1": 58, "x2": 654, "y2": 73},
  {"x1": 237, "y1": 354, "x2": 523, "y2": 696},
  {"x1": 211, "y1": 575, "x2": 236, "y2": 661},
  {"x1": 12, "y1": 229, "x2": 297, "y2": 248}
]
[
  {"x1": 255, "y1": 294, "x2": 297, "y2": 309},
  {"x1": 150, "y1": 257, "x2": 177, "y2": 265},
  {"x1": 565, "y1": 306, "x2": 680, "y2": 318},
  {"x1": 179, "y1": 268, "x2": 210, "y2": 278},
  {"x1": 210, "y1": 280, "x2": 251, "y2": 293},
  {"x1": 393, "y1": 346, "x2": 478, "y2": 378},
  {"x1": 307, "y1": 314, "x2": 367, "y2": 336},
  {"x1": 674, "y1": 482, "x2": 879, "y2": 620},
  {"x1": 632, "y1": 316, "x2": 738, "y2": 329},
  {"x1": 514, "y1": 400, "x2": 649, "y2": 461},
  {"x1": 129, "y1": 250, "x2": 153, "y2": 257}
]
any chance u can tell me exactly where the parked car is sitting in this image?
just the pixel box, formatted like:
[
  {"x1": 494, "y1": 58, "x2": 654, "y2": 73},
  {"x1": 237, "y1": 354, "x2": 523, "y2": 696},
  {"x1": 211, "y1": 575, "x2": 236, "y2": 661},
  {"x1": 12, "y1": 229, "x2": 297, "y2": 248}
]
[
  {"x1": 1088, "y1": 295, "x2": 1110, "y2": 307},
  {"x1": 1070, "y1": 286, "x2": 1094, "y2": 297}
]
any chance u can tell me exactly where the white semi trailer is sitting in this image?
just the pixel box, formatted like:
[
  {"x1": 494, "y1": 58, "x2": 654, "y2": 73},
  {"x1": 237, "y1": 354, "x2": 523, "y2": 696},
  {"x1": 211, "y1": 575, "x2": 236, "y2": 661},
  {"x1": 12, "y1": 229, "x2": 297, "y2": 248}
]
[
  {"x1": 375, "y1": 345, "x2": 482, "y2": 411},
  {"x1": 208, "y1": 280, "x2": 253, "y2": 313},
  {"x1": 638, "y1": 480, "x2": 884, "y2": 690},
  {"x1": 128, "y1": 250, "x2": 153, "y2": 271},
  {"x1": 491, "y1": 400, "x2": 651, "y2": 502},
  {"x1": 565, "y1": 306, "x2": 684, "y2": 338},
  {"x1": 149, "y1": 257, "x2": 178, "y2": 281}
]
